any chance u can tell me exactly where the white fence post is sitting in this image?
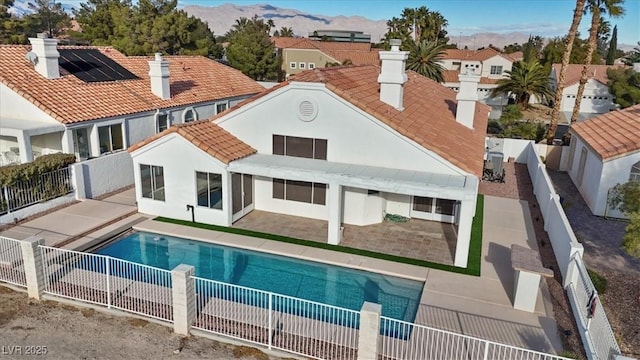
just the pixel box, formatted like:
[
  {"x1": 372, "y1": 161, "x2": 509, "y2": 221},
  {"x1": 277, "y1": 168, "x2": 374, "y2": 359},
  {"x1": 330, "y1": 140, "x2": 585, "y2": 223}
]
[
  {"x1": 171, "y1": 264, "x2": 195, "y2": 335},
  {"x1": 357, "y1": 302, "x2": 381, "y2": 360},
  {"x1": 20, "y1": 236, "x2": 45, "y2": 300}
]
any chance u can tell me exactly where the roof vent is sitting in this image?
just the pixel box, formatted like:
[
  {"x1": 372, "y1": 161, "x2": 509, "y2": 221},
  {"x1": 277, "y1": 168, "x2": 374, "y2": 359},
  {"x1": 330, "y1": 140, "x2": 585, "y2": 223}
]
[{"x1": 297, "y1": 97, "x2": 318, "y2": 122}]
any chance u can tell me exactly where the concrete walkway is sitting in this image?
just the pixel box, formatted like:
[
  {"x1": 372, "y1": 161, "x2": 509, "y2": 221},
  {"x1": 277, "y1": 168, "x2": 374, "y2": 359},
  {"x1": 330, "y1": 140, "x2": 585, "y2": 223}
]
[
  {"x1": 0, "y1": 189, "x2": 137, "y2": 247},
  {"x1": 133, "y1": 195, "x2": 563, "y2": 353}
]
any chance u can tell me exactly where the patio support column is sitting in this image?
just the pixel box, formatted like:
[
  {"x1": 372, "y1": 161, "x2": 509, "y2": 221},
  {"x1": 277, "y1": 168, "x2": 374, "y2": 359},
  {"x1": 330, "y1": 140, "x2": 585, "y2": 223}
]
[
  {"x1": 61, "y1": 129, "x2": 74, "y2": 154},
  {"x1": 18, "y1": 131, "x2": 33, "y2": 163},
  {"x1": 357, "y1": 302, "x2": 381, "y2": 360},
  {"x1": 327, "y1": 182, "x2": 343, "y2": 245},
  {"x1": 454, "y1": 199, "x2": 476, "y2": 268}
]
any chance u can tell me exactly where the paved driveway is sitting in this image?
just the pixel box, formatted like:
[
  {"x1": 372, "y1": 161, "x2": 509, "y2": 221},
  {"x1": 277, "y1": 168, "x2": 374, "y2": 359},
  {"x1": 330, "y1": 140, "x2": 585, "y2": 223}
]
[{"x1": 548, "y1": 170, "x2": 639, "y2": 275}]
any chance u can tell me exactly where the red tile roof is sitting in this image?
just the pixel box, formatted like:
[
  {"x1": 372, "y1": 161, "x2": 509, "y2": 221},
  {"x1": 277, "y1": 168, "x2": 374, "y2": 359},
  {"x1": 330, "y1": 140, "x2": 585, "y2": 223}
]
[
  {"x1": 290, "y1": 66, "x2": 489, "y2": 176},
  {"x1": 551, "y1": 63, "x2": 624, "y2": 86},
  {"x1": 570, "y1": 104, "x2": 640, "y2": 160},
  {"x1": 272, "y1": 37, "x2": 372, "y2": 51},
  {"x1": 323, "y1": 49, "x2": 381, "y2": 66},
  {"x1": 0, "y1": 45, "x2": 264, "y2": 124},
  {"x1": 442, "y1": 48, "x2": 510, "y2": 62},
  {"x1": 128, "y1": 120, "x2": 256, "y2": 164}
]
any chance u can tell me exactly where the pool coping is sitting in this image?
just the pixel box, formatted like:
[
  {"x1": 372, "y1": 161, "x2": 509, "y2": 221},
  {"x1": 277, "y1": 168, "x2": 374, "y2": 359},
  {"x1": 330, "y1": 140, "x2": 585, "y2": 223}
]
[{"x1": 131, "y1": 218, "x2": 431, "y2": 283}]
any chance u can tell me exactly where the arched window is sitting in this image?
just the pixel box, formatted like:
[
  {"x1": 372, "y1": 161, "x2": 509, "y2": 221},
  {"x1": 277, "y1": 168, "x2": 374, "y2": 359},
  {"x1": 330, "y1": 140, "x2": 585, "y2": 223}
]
[
  {"x1": 183, "y1": 108, "x2": 197, "y2": 123},
  {"x1": 630, "y1": 161, "x2": 640, "y2": 182}
]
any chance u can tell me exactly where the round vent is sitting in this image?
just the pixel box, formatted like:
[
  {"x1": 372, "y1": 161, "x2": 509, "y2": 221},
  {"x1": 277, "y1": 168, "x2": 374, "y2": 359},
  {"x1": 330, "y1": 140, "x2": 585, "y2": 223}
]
[{"x1": 297, "y1": 97, "x2": 318, "y2": 122}]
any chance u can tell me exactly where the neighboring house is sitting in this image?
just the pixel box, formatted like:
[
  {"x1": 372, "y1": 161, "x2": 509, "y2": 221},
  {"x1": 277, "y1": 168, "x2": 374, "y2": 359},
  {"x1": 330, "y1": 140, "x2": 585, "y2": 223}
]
[
  {"x1": 273, "y1": 37, "x2": 380, "y2": 78},
  {"x1": 0, "y1": 35, "x2": 264, "y2": 166},
  {"x1": 439, "y1": 48, "x2": 520, "y2": 119},
  {"x1": 549, "y1": 64, "x2": 622, "y2": 115},
  {"x1": 566, "y1": 104, "x2": 640, "y2": 218},
  {"x1": 128, "y1": 42, "x2": 489, "y2": 268},
  {"x1": 308, "y1": 30, "x2": 371, "y2": 43}
]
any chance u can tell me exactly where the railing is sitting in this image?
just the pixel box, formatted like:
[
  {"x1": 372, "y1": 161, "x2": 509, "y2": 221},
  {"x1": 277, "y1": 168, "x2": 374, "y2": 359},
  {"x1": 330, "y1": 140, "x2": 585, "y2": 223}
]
[
  {"x1": 192, "y1": 277, "x2": 359, "y2": 360},
  {"x1": 567, "y1": 255, "x2": 620, "y2": 359},
  {"x1": 0, "y1": 236, "x2": 26, "y2": 287},
  {"x1": 40, "y1": 246, "x2": 173, "y2": 322},
  {"x1": 378, "y1": 317, "x2": 569, "y2": 360},
  {"x1": 1, "y1": 167, "x2": 74, "y2": 215}
]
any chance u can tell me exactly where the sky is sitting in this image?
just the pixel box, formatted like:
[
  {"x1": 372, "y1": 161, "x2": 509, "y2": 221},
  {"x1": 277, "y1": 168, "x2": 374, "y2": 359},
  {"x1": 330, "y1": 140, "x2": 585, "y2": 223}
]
[{"x1": 176, "y1": 0, "x2": 640, "y2": 45}]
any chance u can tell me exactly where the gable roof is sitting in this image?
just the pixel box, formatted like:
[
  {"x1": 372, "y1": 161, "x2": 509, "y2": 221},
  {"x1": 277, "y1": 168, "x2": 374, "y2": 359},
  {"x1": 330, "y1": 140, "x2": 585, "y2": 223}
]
[
  {"x1": 272, "y1": 37, "x2": 372, "y2": 51},
  {"x1": 441, "y1": 48, "x2": 511, "y2": 62},
  {"x1": 128, "y1": 119, "x2": 256, "y2": 164},
  {"x1": 570, "y1": 104, "x2": 640, "y2": 160},
  {"x1": 290, "y1": 66, "x2": 489, "y2": 176},
  {"x1": 551, "y1": 63, "x2": 624, "y2": 87},
  {"x1": 0, "y1": 45, "x2": 264, "y2": 124}
]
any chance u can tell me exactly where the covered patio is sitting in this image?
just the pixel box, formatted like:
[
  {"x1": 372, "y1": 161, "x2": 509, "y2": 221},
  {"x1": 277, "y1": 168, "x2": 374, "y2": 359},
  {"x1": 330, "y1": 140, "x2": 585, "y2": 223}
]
[
  {"x1": 0, "y1": 117, "x2": 65, "y2": 165},
  {"x1": 233, "y1": 210, "x2": 458, "y2": 265}
]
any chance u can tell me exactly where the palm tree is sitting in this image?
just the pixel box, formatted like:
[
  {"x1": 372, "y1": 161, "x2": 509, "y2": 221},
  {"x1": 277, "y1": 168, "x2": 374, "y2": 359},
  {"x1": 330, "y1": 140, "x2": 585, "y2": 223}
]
[
  {"x1": 546, "y1": 0, "x2": 586, "y2": 144},
  {"x1": 570, "y1": 0, "x2": 625, "y2": 123},
  {"x1": 492, "y1": 60, "x2": 554, "y2": 110},
  {"x1": 277, "y1": 26, "x2": 294, "y2": 37},
  {"x1": 406, "y1": 40, "x2": 446, "y2": 82}
]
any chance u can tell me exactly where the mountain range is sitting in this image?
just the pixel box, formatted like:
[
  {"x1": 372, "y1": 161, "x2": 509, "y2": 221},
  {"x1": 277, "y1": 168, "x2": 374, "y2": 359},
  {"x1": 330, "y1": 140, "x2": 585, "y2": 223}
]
[{"x1": 8, "y1": 1, "x2": 636, "y2": 51}]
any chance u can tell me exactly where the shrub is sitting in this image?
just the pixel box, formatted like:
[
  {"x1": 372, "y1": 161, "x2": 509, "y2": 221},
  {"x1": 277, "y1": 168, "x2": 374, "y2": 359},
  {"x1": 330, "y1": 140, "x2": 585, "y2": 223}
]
[
  {"x1": 487, "y1": 120, "x2": 503, "y2": 134},
  {"x1": 622, "y1": 212, "x2": 640, "y2": 258},
  {"x1": 499, "y1": 104, "x2": 522, "y2": 126},
  {"x1": 587, "y1": 268, "x2": 607, "y2": 294},
  {"x1": 0, "y1": 153, "x2": 76, "y2": 187}
]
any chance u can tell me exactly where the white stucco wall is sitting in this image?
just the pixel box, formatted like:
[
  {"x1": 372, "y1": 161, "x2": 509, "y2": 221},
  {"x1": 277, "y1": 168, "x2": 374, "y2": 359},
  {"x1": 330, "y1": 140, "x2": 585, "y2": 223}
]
[
  {"x1": 596, "y1": 151, "x2": 640, "y2": 218},
  {"x1": 480, "y1": 56, "x2": 512, "y2": 78},
  {"x1": 560, "y1": 80, "x2": 614, "y2": 113},
  {"x1": 72, "y1": 151, "x2": 134, "y2": 199},
  {"x1": 132, "y1": 134, "x2": 232, "y2": 226},
  {"x1": 342, "y1": 187, "x2": 385, "y2": 225},
  {"x1": 384, "y1": 193, "x2": 411, "y2": 217},
  {"x1": 252, "y1": 175, "x2": 328, "y2": 220},
  {"x1": 567, "y1": 136, "x2": 603, "y2": 214},
  {"x1": 216, "y1": 84, "x2": 465, "y2": 176},
  {"x1": 0, "y1": 84, "x2": 58, "y2": 123}
]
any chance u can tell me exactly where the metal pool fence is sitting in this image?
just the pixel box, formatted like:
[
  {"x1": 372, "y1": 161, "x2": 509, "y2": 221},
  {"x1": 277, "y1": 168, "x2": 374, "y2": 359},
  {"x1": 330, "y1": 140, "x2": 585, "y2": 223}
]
[
  {"x1": 0, "y1": 236, "x2": 26, "y2": 286},
  {"x1": 0, "y1": 167, "x2": 74, "y2": 215},
  {"x1": 40, "y1": 246, "x2": 173, "y2": 322},
  {"x1": 0, "y1": 241, "x2": 574, "y2": 360}
]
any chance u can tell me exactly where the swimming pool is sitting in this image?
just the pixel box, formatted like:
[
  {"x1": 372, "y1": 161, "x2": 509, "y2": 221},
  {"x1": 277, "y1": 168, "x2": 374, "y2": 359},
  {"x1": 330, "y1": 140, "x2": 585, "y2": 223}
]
[{"x1": 97, "y1": 231, "x2": 423, "y2": 323}]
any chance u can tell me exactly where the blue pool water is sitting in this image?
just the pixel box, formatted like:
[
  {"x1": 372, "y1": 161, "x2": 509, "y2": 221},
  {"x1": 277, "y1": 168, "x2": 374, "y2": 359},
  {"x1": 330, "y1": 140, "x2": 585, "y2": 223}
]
[{"x1": 97, "y1": 231, "x2": 423, "y2": 322}]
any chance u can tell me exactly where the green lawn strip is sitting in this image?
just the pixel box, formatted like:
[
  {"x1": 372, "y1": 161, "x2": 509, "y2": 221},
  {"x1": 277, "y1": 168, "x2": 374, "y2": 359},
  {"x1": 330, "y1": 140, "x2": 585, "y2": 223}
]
[{"x1": 154, "y1": 195, "x2": 484, "y2": 277}]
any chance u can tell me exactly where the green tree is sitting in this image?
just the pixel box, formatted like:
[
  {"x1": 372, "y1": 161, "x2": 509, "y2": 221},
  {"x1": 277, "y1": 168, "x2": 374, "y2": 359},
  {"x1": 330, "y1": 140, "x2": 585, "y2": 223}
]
[
  {"x1": 607, "y1": 67, "x2": 640, "y2": 108},
  {"x1": 609, "y1": 181, "x2": 640, "y2": 257},
  {"x1": 522, "y1": 35, "x2": 544, "y2": 62},
  {"x1": 491, "y1": 60, "x2": 554, "y2": 110},
  {"x1": 273, "y1": 26, "x2": 293, "y2": 37},
  {"x1": 606, "y1": 25, "x2": 617, "y2": 64},
  {"x1": 503, "y1": 42, "x2": 522, "y2": 53},
  {"x1": 406, "y1": 40, "x2": 446, "y2": 82},
  {"x1": 73, "y1": 0, "x2": 133, "y2": 46},
  {"x1": 596, "y1": 17, "x2": 611, "y2": 58},
  {"x1": 24, "y1": 0, "x2": 71, "y2": 38},
  {"x1": 623, "y1": 41, "x2": 640, "y2": 65},
  {"x1": 546, "y1": 0, "x2": 586, "y2": 144},
  {"x1": 0, "y1": 0, "x2": 28, "y2": 43},
  {"x1": 383, "y1": 6, "x2": 448, "y2": 50},
  {"x1": 570, "y1": 0, "x2": 625, "y2": 123},
  {"x1": 225, "y1": 15, "x2": 279, "y2": 81}
]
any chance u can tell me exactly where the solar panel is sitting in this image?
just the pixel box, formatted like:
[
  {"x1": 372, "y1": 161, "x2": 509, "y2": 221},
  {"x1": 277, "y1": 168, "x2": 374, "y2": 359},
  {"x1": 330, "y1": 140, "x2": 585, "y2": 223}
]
[{"x1": 58, "y1": 48, "x2": 139, "y2": 83}]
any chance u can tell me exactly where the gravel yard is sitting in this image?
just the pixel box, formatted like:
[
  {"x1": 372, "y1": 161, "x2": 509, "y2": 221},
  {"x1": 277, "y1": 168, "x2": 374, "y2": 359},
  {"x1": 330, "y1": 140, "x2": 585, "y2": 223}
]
[{"x1": 0, "y1": 286, "x2": 286, "y2": 360}]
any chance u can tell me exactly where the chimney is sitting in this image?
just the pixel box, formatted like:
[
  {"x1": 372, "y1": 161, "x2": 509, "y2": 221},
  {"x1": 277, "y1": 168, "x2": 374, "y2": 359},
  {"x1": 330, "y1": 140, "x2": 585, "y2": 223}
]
[
  {"x1": 149, "y1": 53, "x2": 170, "y2": 100},
  {"x1": 377, "y1": 39, "x2": 408, "y2": 110},
  {"x1": 28, "y1": 33, "x2": 60, "y2": 79},
  {"x1": 455, "y1": 67, "x2": 481, "y2": 129}
]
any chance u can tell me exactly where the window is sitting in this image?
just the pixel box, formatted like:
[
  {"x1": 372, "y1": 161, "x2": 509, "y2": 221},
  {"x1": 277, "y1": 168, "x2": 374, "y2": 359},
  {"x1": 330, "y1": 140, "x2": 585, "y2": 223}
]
[
  {"x1": 273, "y1": 178, "x2": 326, "y2": 205},
  {"x1": 140, "y1": 164, "x2": 165, "y2": 201},
  {"x1": 196, "y1": 172, "x2": 222, "y2": 209},
  {"x1": 98, "y1": 124, "x2": 124, "y2": 154},
  {"x1": 490, "y1": 65, "x2": 503, "y2": 75},
  {"x1": 216, "y1": 103, "x2": 228, "y2": 114},
  {"x1": 413, "y1": 197, "x2": 433, "y2": 212},
  {"x1": 308, "y1": 63, "x2": 315, "y2": 69},
  {"x1": 435, "y1": 199, "x2": 456, "y2": 216},
  {"x1": 157, "y1": 114, "x2": 169, "y2": 133},
  {"x1": 183, "y1": 108, "x2": 196, "y2": 123},
  {"x1": 290, "y1": 62, "x2": 296, "y2": 69},
  {"x1": 630, "y1": 161, "x2": 640, "y2": 182},
  {"x1": 272, "y1": 135, "x2": 327, "y2": 160},
  {"x1": 299, "y1": 62, "x2": 306, "y2": 69}
]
